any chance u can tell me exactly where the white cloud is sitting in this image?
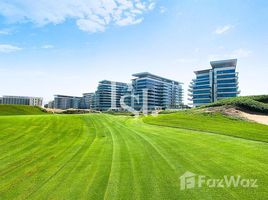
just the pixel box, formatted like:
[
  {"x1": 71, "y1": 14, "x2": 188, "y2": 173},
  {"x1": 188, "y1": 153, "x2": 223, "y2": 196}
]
[
  {"x1": 148, "y1": 2, "x2": 156, "y2": 10},
  {"x1": 77, "y1": 19, "x2": 106, "y2": 32},
  {"x1": 116, "y1": 16, "x2": 144, "y2": 26},
  {"x1": 0, "y1": 44, "x2": 22, "y2": 53},
  {"x1": 41, "y1": 44, "x2": 54, "y2": 49},
  {"x1": 0, "y1": 28, "x2": 11, "y2": 35},
  {"x1": 159, "y1": 6, "x2": 167, "y2": 14},
  {"x1": 0, "y1": 0, "x2": 155, "y2": 33},
  {"x1": 214, "y1": 25, "x2": 233, "y2": 34},
  {"x1": 208, "y1": 48, "x2": 252, "y2": 61}
]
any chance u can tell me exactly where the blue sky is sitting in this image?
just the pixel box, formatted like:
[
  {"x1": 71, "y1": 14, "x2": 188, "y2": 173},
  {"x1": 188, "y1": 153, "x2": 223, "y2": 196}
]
[{"x1": 0, "y1": 0, "x2": 267, "y2": 103}]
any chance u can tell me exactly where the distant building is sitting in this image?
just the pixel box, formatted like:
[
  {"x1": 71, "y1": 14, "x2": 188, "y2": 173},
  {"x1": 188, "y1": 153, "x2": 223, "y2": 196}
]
[
  {"x1": 80, "y1": 93, "x2": 96, "y2": 109},
  {"x1": 132, "y1": 72, "x2": 184, "y2": 110},
  {"x1": 95, "y1": 80, "x2": 128, "y2": 111},
  {"x1": 189, "y1": 59, "x2": 239, "y2": 107},
  {"x1": 29, "y1": 97, "x2": 43, "y2": 106},
  {"x1": 94, "y1": 73, "x2": 184, "y2": 111},
  {"x1": 53, "y1": 95, "x2": 81, "y2": 110},
  {"x1": 211, "y1": 59, "x2": 240, "y2": 102},
  {"x1": 48, "y1": 101, "x2": 54, "y2": 109},
  {"x1": 51, "y1": 93, "x2": 96, "y2": 110},
  {"x1": 49, "y1": 72, "x2": 184, "y2": 111},
  {"x1": 0, "y1": 95, "x2": 43, "y2": 106},
  {"x1": 189, "y1": 69, "x2": 212, "y2": 106}
]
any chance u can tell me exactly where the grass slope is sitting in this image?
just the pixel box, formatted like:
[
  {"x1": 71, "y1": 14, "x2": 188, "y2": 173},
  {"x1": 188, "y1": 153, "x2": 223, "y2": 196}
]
[
  {"x1": 0, "y1": 105, "x2": 47, "y2": 116},
  {"x1": 144, "y1": 111, "x2": 268, "y2": 143},
  {"x1": 0, "y1": 114, "x2": 267, "y2": 199},
  {"x1": 202, "y1": 95, "x2": 268, "y2": 114}
]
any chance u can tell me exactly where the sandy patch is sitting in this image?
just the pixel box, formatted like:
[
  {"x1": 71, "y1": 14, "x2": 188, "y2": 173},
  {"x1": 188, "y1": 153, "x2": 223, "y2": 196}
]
[
  {"x1": 239, "y1": 112, "x2": 268, "y2": 125},
  {"x1": 202, "y1": 106, "x2": 268, "y2": 126}
]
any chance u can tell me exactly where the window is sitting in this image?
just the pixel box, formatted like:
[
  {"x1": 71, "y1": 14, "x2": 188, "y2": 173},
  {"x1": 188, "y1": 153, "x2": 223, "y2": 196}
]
[
  {"x1": 193, "y1": 99, "x2": 211, "y2": 104},
  {"x1": 216, "y1": 69, "x2": 235, "y2": 74},
  {"x1": 218, "y1": 88, "x2": 237, "y2": 93},
  {"x1": 193, "y1": 90, "x2": 210, "y2": 95},
  {"x1": 217, "y1": 84, "x2": 237, "y2": 88},
  {"x1": 193, "y1": 95, "x2": 210, "y2": 99},
  {"x1": 193, "y1": 85, "x2": 211, "y2": 90},
  {"x1": 196, "y1": 75, "x2": 210, "y2": 80},
  {"x1": 217, "y1": 74, "x2": 236, "y2": 79},
  {"x1": 217, "y1": 93, "x2": 237, "y2": 98},
  {"x1": 217, "y1": 79, "x2": 236, "y2": 84},
  {"x1": 195, "y1": 81, "x2": 210, "y2": 86}
]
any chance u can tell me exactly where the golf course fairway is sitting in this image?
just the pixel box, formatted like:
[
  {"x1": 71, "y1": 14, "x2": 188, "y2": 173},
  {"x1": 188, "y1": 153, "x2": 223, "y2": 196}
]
[{"x1": 0, "y1": 113, "x2": 267, "y2": 199}]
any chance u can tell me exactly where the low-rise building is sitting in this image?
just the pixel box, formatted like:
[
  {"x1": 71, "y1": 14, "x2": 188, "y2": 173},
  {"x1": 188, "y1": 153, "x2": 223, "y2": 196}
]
[
  {"x1": 0, "y1": 95, "x2": 43, "y2": 106},
  {"x1": 53, "y1": 95, "x2": 81, "y2": 110}
]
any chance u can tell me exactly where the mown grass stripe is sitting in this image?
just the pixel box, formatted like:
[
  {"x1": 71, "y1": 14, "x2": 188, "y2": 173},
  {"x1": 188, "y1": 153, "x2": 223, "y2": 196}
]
[{"x1": 0, "y1": 113, "x2": 268, "y2": 200}]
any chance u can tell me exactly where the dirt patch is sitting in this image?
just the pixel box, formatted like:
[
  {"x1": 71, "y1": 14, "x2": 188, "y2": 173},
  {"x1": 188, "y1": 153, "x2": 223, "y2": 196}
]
[
  {"x1": 202, "y1": 106, "x2": 268, "y2": 125},
  {"x1": 239, "y1": 112, "x2": 268, "y2": 125},
  {"x1": 45, "y1": 108, "x2": 65, "y2": 114},
  {"x1": 44, "y1": 108, "x2": 101, "y2": 114}
]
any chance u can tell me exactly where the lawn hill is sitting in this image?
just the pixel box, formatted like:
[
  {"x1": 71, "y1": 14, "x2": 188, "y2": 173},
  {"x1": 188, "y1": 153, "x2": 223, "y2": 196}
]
[
  {"x1": 0, "y1": 96, "x2": 268, "y2": 199},
  {"x1": 0, "y1": 104, "x2": 47, "y2": 116},
  {"x1": 201, "y1": 95, "x2": 268, "y2": 114}
]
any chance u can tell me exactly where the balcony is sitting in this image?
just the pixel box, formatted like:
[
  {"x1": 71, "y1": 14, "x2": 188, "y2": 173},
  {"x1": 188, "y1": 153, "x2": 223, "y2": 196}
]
[
  {"x1": 216, "y1": 72, "x2": 238, "y2": 81},
  {"x1": 216, "y1": 91, "x2": 240, "y2": 95},
  {"x1": 216, "y1": 72, "x2": 237, "y2": 76},
  {"x1": 188, "y1": 97, "x2": 211, "y2": 101},
  {"x1": 193, "y1": 78, "x2": 210, "y2": 84},
  {"x1": 216, "y1": 84, "x2": 238, "y2": 89}
]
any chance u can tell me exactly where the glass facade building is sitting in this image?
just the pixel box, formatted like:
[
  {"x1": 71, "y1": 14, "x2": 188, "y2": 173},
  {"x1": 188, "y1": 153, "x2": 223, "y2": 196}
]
[
  {"x1": 51, "y1": 93, "x2": 96, "y2": 110},
  {"x1": 189, "y1": 70, "x2": 213, "y2": 106},
  {"x1": 95, "y1": 80, "x2": 128, "y2": 111},
  {"x1": 132, "y1": 72, "x2": 184, "y2": 110},
  {"x1": 53, "y1": 95, "x2": 81, "y2": 109},
  {"x1": 189, "y1": 59, "x2": 239, "y2": 107},
  {"x1": 80, "y1": 93, "x2": 96, "y2": 109},
  {"x1": 50, "y1": 72, "x2": 184, "y2": 111}
]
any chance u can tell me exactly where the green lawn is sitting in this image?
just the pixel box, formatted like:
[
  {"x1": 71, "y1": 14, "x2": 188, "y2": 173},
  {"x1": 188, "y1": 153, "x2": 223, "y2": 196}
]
[
  {"x1": 0, "y1": 105, "x2": 47, "y2": 116},
  {"x1": 0, "y1": 113, "x2": 267, "y2": 199},
  {"x1": 144, "y1": 111, "x2": 268, "y2": 143}
]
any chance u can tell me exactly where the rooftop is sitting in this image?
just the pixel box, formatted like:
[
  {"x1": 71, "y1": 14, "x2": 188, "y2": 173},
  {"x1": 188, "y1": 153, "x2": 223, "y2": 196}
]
[
  {"x1": 210, "y1": 59, "x2": 237, "y2": 68},
  {"x1": 54, "y1": 95, "x2": 81, "y2": 98},
  {"x1": 83, "y1": 92, "x2": 95, "y2": 96},
  {"x1": 2, "y1": 95, "x2": 43, "y2": 99},
  {"x1": 132, "y1": 72, "x2": 183, "y2": 84},
  {"x1": 194, "y1": 69, "x2": 211, "y2": 74},
  {"x1": 99, "y1": 80, "x2": 128, "y2": 85}
]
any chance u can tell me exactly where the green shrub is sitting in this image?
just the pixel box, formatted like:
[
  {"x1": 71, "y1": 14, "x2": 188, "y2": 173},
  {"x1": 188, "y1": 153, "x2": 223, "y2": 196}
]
[{"x1": 202, "y1": 95, "x2": 268, "y2": 114}]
